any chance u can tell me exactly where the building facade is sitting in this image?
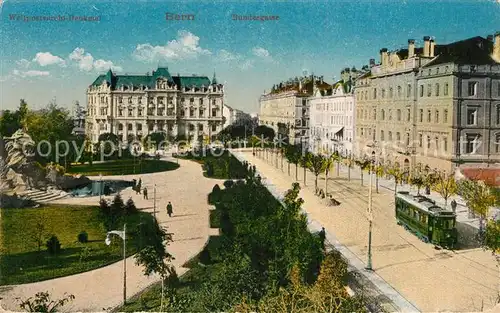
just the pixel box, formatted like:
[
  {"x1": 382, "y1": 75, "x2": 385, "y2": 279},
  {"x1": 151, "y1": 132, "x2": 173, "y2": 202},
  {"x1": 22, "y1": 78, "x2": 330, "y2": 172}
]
[
  {"x1": 355, "y1": 33, "x2": 500, "y2": 173},
  {"x1": 85, "y1": 67, "x2": 225, "y2": 145},
  {"x1": 308, "y1": 81, "x2": 356, "y2": 155},
  {"x1": 259, "y1": 76, "x2": 331, "y2": 144}
]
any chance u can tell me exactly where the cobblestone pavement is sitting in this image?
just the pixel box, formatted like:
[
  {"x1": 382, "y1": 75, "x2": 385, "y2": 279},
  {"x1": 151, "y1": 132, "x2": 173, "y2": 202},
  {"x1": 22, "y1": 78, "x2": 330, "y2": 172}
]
[
  {"x1": 240, "y1": 150, "x2": 499, "y2": 313},
  {"x1": 0, "y1": 158, "x2": 223, "y2": 312}
]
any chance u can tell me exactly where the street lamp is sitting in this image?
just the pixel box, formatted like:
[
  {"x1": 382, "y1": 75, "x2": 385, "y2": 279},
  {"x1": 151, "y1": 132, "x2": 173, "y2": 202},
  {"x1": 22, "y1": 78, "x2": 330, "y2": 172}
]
[
  {"x1": 105, "y1": 223, "x2": 127, "y2": 305},
  {"x1": 366, "y1": 154, "x2": 375, "y2": 271}
]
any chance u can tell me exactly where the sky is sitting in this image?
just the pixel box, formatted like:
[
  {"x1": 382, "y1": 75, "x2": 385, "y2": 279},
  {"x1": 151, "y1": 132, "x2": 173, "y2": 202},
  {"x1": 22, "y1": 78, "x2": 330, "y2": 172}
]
[{"x1": 1, "y1": 0, "x2": 499, "y2": 114}]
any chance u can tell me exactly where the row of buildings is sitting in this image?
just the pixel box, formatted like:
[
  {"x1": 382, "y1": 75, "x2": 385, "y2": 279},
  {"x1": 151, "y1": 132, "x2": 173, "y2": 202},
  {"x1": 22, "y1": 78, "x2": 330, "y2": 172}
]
[
  {"x1": 83, "y1": 67, "x2": 249, "y2": 145},
  {"x1": 259, "y1": 32, "x2": 500, "y2": 174}
]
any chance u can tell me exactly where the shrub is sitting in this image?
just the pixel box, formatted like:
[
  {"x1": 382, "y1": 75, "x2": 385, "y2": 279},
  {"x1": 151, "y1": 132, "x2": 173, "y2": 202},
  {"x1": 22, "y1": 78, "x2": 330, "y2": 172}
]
[
  {"x1": 223, "y1": 180, "x2": 234, "y2": 189},
  {"x1": 79, "y1": 246, "x2": 93, "y2": 263},
  {"x1": 99, "y1": 198, "x2": 110, "y2": 215},
  {"x1": 125, "y1": 198, "x2": 137, "y2": 214},
  {"x1": 46, "y1": 235, "x2": 61, "y2": 254},
  {"x1": 77, "y1": 231, "x2": 88, "y2": 243}
]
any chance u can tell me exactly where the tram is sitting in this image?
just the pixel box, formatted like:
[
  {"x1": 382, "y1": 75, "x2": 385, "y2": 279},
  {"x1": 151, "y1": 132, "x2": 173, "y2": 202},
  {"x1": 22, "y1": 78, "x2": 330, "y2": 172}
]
[{"x1": 395, "y1": 191, "x2": 457, "y2": 249}]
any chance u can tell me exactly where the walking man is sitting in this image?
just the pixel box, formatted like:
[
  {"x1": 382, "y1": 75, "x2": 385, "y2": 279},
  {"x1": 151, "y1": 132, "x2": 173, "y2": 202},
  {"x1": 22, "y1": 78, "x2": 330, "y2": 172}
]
[
  {"x1": 166, "y1": 201, "x2": 173, "y2": 217},
  {"x1": 319, "y1": 227, "x2": 326, "y2": 251},
  {"x1": 143, "y1": 187, "x2": 148, "y2": 200}
]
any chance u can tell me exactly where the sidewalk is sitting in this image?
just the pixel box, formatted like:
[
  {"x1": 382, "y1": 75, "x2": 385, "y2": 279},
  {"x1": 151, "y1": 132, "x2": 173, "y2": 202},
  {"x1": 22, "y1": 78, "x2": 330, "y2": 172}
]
[{"x1": 234, "y1": 150, "x2": 499, "y2": 313}]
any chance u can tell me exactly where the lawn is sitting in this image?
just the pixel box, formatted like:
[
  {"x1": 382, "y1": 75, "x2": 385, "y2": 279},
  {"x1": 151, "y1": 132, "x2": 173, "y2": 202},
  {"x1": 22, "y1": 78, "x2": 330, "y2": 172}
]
[
  {"x1": 67, "y1": 159, "x2": 179, "y2": 176},
  {"x1": 0, "y1": 204, "x2": 154, "y2": 285}
]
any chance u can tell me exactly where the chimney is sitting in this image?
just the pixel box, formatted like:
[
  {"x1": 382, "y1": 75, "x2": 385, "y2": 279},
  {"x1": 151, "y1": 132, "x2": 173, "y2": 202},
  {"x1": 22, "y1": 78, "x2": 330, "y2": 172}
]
[
  {"x1": 369, "y1": 58, "x2": 375, "y2": 67},
  {"x1": 423, "y1": 36, "x2": 431, "y2": 57},
  {"x1": 430, "y1": 39, "x2": 436, "y2": 57},
  {"x1": 493, "y1": 31, "x2": 500, "y2": 63},
  {"x1": 408, "y1": 39, "x2": 415, "y2": 58},
  {"x1": 380, "y1": 48, "x2": 388, "y2": 66}
]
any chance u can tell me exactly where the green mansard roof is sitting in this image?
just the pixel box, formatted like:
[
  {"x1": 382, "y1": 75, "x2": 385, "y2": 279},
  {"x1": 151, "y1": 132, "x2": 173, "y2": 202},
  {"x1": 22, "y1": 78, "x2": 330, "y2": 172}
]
[{"x1": 90, "y1": 67, "x2": 217, "y2": 90}]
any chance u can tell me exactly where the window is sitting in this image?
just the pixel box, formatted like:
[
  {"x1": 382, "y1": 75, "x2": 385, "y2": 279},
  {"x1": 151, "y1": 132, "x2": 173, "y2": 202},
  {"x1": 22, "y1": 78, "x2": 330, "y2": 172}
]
[
  {"x1": 137, "y1": 124, "x2": 142, "y2": 131},
  {"x1": 427, "y1": 84, "x2": 432, "y2": 97},
  {"x1": 148, "y1": 124, "x2": 154, "y2": 131},
  {"x1": 118, "y1": 109, "x2": 123, "y2": 116},
  {"x1": 397, "y1": 86, "x2": 402, "y2": 97},
  {"x1": 444, "y1": 109, "x2": 448, "y2": 123},
  {"x1": 212, "y1": 109, "x2": 217, "y2": 117},
  {"x1": 199, "y1": 109, "x2": 204, "y2": 117},
  {"x1": 190, "y1": 98, "x2": 195, "y2": 104},
  {"x1": 435, "y1": 137, "x2": 439, "y2": 150},
  {"x1": 199, "y1": 124, "x2": 204, "y2": 131},
  {"x1": 407, "y1": 108, "x2": 411, "y2": 121},
  {"x1": 138, "y1": 109, "x2": 143, "y2": 116},
  {"x1": 189, "y1": 124, "x2": 195, "y2": 131},
  {"x1": 467, "y1": 108, "x2": 477, "y2": 125},
  {"x1": 397, "y1": 109, "x2": 401, "y2": 121},
  {"x1": 212, "y1": 124, "x2": 217, "y2": 131},
  {"x1": 382, "y1": 89, "x2": 386, "y2": 98},
  {"x1": 118, "y1": 124, "x2": 123, "y2": 131},
  {"x1": 396, "y1": 132, "x2": 401, "y2": 141},
  {"x1": 119, "y1": 97, "x2": 123, "y2": 104},
  {"x1": 406, "y1": 133, "x2": 410, "y2": 146},
  {"x1": 419, "y1": 134, "x2": 423, "y2": 147},
  {"x1": 373, "y1": 109, "x2": 377, "y2": 120},
  {"x1": 381, "y1": 109, "x2": 385, "y2": 120},
  {"x1": 427, "y1": 135, "x2": 431, "y2": 149},
  {"x1": 420, "y1": 109, "x2": 423, "y2": 122},
  {"x1": 443, "y1": 137, "x2": 448, "y2": 152},
  {"x1": 407, "y1": 84, "x2": 412, "y2": 98},
  {"x1": 381, "y1": 130, "x2": 385, "y2": 141},
  {"x1": 435, "y1": 84, "x2": 440, "y2": 96},
  {"x1": 389, "y1": 88, "x2": 393, "y2": 98},
  {"x1": 389, "y1": 131, "x2": 393, "y2": 141},
  {"x1": 465, "y1": 134, "x2": 478, "y2": 153},
  {"x1": 127, "y1": 124, "x2": 133, "y2": 131},
  {"x1": 444, "y1": 83, "x2": 449, "y2": 96},
  {"x1": 128, "y1": 97, "x2": 132, "y2": 104},
  {"x1": 419, "y1": 85, "x2": 424, "y2": 97},
  {"x1": 128, "y1": 108, "x2": 133, "y2": 116},
  {"x1": 468, "y1": 82, "x2": 478, "y2": 96},
  {"x1": 373, "y1": 88, "x2": 377, "y2": 99},
  {"x1": 427, "y1": 110, "x2": 431, "y2": 122},
  {"x1": 495, "y1": 134, "x2": 500, "y2": 153},
  {"x1": 497, "y1": 104, "x2": 500, "y2": 125},
  {"x1": 435, "y1": 110, "x2": 439, "y2": 123},
  {"x1": 200, "y1": 99, "x2": 204, "y2": 105}
]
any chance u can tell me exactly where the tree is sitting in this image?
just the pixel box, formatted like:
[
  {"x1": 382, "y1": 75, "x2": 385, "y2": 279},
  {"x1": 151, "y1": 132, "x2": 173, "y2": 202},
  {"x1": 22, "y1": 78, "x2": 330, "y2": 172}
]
[
  {"x1": 386, "y1": 163, "x2": 404, "y2": 196},
  {"x1": 324, "y1": 154, "x2": 334, "y2": 195},
  {"x1": 300, "y1": 151, "x2": 313, "y2": 186},
  {"x1": 0, "y1": 109, "x2": 21, "y2": 137},
  {"x1": 17, "y1": 291, "x2": 75, "y2": 313},
  {"x1": 458, "y1": 180, "x2": 496, "y2": 233},
  {"x1": 373, "y1": 163, "x2": 385, "y2": 193},
  {"x1": 19, "y1": 99, "x2": 29, "y2": 130},
  {"x1": 146, "y1": 131, "x2": 167, "y2": 150},
  {"x1": 434, "y1": 172, "x2": 457, "y2": 209},
  {"x1": 97, "y1": 132, "x2": 120, "y2": 160},
  {"x1": 344, "y1": 155, "x2": 354, "y2": 181},
  {"x1": 285, "y1": 144, "x2": 301, "y2": 180},
  {"x1": 409, "y1": 169, "x2": 425, "y2": 195},
  {"x1": 355, "y1": 158, "x2": 370, "y2": 187},
  {"x1": 31, "y1": 221, "x2": 46, "y2": 252},
  {"x1": 308, "y1": 153, "x2": 328, "y2": 190}
]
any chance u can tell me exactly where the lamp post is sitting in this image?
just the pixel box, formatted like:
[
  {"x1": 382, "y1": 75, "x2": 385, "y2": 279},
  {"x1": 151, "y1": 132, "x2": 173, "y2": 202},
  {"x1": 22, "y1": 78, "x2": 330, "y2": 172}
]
[
  {"x1": 105, "y1": 224, "x2": 127, "y2": 305},
  {"x1": 366, "y1": 155, "x2": 374, "y2": 271}
]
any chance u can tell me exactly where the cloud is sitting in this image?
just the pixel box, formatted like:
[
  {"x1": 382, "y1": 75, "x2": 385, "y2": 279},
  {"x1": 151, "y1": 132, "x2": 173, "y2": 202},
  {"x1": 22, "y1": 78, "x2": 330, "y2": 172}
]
[
  {"x1": 69, "y1": 47, "x2": 122, "y2": 72},
  {"x1": 32, "y1": 52, "x2": 66, "y2": 67},
  {"x1": 217, "y1": 49, "x2": 240, "y2": 62},
  {"x1": 12, "y1": 69, "x2": 50, "y2": 77},
  {"x1": 238, "y1": 59, "x2": 254, "y2": 70},
  {"x1": 15, "y1": 59, "x2": 31, "y2": 68},
  {"x1": 133, "y1": 30, "x2": 211, "y2": 62},
  {"x1": 252, "y1": 47, "x2": 271, "y2": 59}
]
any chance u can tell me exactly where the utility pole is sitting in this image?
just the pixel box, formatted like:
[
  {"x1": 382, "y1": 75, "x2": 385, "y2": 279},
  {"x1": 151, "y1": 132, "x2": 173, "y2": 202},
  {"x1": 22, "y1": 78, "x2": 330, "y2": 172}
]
[{"x1": 123, "y1": 223, "x2": 127, "y2": 305}]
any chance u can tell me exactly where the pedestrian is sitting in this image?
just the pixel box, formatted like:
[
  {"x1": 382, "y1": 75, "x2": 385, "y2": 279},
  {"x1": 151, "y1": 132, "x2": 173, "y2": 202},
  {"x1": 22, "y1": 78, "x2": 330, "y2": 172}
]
[
  {"x1": 166, "y1": 201, "x2": 173, "y2": 217},
  {"x1": 319, "y1": 227, "x2": 326, "y2": 251},
  {"x1": 451, "y1": 199, "x2": 457, "y2": 212},
  {"x1": 143, "y1": 187, "x2": 148, "y2": 200}
]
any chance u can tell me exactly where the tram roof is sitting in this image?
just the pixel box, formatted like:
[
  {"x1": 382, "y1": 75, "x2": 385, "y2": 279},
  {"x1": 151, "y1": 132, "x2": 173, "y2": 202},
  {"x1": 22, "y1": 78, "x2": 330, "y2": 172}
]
[{"x1": 396, "y1": 192, "x2": 456, "y2": 217}]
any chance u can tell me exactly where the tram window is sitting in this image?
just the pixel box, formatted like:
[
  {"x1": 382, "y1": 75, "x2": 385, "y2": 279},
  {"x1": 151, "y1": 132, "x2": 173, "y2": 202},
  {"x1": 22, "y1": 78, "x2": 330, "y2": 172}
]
[{"x1": 420, "y1": 215, "x2": 427, "y2": 224}]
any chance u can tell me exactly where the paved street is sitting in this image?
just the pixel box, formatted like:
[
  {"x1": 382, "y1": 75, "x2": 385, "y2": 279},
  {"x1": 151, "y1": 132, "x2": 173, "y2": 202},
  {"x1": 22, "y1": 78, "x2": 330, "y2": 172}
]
[
  {"x1": 238, "y1": 150, "x2": 499, "y2": 312},
  {"x1": 0, "y1": 158, "x2": 222, "y2": 312}
]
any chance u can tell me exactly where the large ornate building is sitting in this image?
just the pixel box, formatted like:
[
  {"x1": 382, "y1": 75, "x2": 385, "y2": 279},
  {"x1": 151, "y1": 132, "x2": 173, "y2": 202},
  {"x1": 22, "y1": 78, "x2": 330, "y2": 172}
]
[
  {"x1": 85, "y1": 67, "x2": 225, "y2": 144},
  {"x1": 259, "y1": 75, "x2": 331, "y2": 144},
  {"x1": 355, "y1": 32, "x2": 500, "y2": 173},
  {"x1": 308, "y1": 78, "x2": 357, "y2": 155}
]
